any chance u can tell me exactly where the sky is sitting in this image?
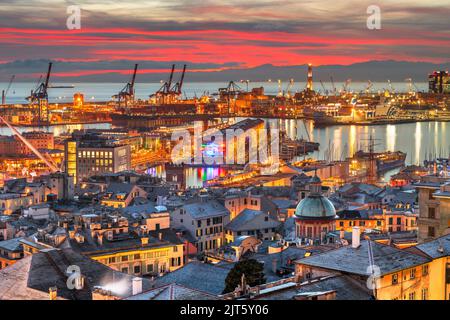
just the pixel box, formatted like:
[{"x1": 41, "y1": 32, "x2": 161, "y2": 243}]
[{"x1": 0, "y1": 0, "x2": 449, "y2": 80}]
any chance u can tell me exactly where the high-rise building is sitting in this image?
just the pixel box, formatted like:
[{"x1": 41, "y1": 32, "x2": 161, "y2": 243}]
[
  {"x1": 428, "y1": 71, "x2": 450, "y2": 94},
  {"x1": 65, "y1": 132, "x2": 131, "y2": 184}
]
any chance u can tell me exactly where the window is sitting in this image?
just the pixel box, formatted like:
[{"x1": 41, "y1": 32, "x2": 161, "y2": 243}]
[
  {"x1": 422, "y1": 265, "x2": 429, "y2": 276},
  {"x1": 121, "y1": 255, "x2": 128, "y2": 262},
  {"x1": 134, "y1": 265, "x2": 140, "y2": 274},
  {"x1": 121, "y1": 267, "x2": 129, "y2": 273},
  {"x1": 428, "y1": 226, "x2": 435, "y2": 238},
  {"x1": 339, "y1": 221, "x2": 344, "y2": 227},
  {"x1": 408, "y1": 292, "x2": 416, "y2": 300},
  {"x1": 410, "y1": 269, "x2": 416, "y2": 279},
  {"x1": 396, "y1": 217, "x2": 402, "y2": 225},
  {"x1": 197, "y1": 220, "x2": 201, "y2": 228},
  {"x1": 147, "y1": 264, "x2": 154, "y2": 273},
  {"x1": 389, "y1": 217, "x2": 393, "y2": 225},
  {"x1": 421, "y1": 288, "x2": 428, "y2": 300},
  {"x1": 134, "y1": 254, "x2": 140, "y2": 260},
  {"x1": 392, "y1": 273, "x2": 398, "y2": 285}
]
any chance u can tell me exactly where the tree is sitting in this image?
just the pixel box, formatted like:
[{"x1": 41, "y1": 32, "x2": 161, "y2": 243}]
[{"x1": 223, "y1": 259, "x2": 266, "y2": 294}]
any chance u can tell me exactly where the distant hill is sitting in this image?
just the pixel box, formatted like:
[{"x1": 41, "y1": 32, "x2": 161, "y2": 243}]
[{"x1": 0, "y1": 59, "x2": 449, "y2": 83}]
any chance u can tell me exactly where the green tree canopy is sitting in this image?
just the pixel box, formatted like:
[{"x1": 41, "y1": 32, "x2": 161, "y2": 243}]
[{"x1": 223, "y1": 259, "x2": 266, "y2": 294}]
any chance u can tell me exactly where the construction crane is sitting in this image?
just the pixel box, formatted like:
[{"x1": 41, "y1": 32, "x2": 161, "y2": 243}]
[
  {"x1": 1, "y1": 75, "x2": 15, "y2": 105},
  {"x1": 26, "y1": 62, "x2": 73, "y2": 126},
  {"x1": 0, "y1": 114, "x2": 59, "y2": 172},
  {"x1": 112, "y1": 64, "x2": 138, "y2": 109}
]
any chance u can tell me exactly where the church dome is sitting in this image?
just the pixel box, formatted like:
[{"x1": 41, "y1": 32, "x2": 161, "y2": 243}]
[{"x1": 295, "y1": 194, "x2": 336, "y2": 219}]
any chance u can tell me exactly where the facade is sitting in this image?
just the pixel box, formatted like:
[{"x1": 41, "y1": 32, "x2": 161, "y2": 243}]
[
  {"x1": 70, "y1": 212, "x2": 184, "y2": 277},
  {"x1": 171, "y1": 198, "x2": 230, "y2": 253},
  {"x1": 415, "y1": 176, "x2": 450, "y2": 242},
  {"x1": 65, "y1": 132, "x2": 131, "y2": 184}
]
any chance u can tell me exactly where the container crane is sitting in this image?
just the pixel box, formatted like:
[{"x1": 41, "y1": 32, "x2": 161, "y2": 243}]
[
  {"x1": 171, "y1": 64, "x2": 187, "y2": 95},
  {"x1": 1, "y1": 75, "x2": 15, "y2": 105},
  {"x1": 387, "y1": 80, "x2": 395, "y2": 93},
  {"x1": 26, "y1": 62, "x2": 73, "y2": 126},
  {"x1": 319, "y1": 80, "x2": 327, "y2": 95},
  {"x1": 150, "y1": 64, "x2": 187, "y2": 104},
  {"x1": 112, "y1": 64, "x2": 138, "y2": 109}
]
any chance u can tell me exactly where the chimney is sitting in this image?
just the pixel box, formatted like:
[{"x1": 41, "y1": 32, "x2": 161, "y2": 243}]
[
  {"x1": 132, "y1": 277, "x2": 143, "y2": 296},
  {"x1": 49, "y1": 287, "x2": 57, "y2": 300},
  {"x1": 352, "y1": 227, "x2": 360, "y2": 248},
  {"x1": 339, "y1": 229, "x2": 345, "y2": 240}
]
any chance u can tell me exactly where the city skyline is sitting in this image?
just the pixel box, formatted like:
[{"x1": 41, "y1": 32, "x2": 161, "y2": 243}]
[{"x1": 0, "y1": 0, "x2": 449, "y2": 80}]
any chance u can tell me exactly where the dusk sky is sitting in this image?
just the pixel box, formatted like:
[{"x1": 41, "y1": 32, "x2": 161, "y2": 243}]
[{"x1": 0, "y1": 0, "x2": 449, "y2": 80}]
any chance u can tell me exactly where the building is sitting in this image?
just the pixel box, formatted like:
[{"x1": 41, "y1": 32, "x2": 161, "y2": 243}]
[
  {"x1": 69, "y1": 212, "x2": 184, "y2": 277},
  {"x1": 429, "y1": 71, "x2": 450, "y2": 94},
  {"x1": 65, "y1": 132, "x2": 131, "y2": 184},
  {"x1": 0, "y1": 131, "x2": 54, "y2": 156},
  {"x1": 415, "y1": 176, "x2": 450, "y2": 242},
  {"x1": 0, "y1": 248, "x2": 155, "y2": 300},
  {"x1": 0, "y1": 193, "x2": 34, "y2": 215},
  {"x1": 171, "y1": 198, "x2": 230, "y2": 253},
  {"x1": 295, "y1": 229, "x2": 432, "y2": 300},
  {"x1": 294, "y1": 175, "x2": 336, "y2": 243},
  {"x1": 414, "y1": 233, "x2": 450, "y2": 300},
  {"x1": 224, "y1": 209, "x2": 280, "y2": 243},
  {"x1": 100, "y1": 183, "x2": 147, "y2": 208},
  {"x1": 0, "y1": 237, "x2": 24, "y2": 269}
]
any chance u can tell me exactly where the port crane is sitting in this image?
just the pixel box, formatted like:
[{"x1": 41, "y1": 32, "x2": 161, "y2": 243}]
[
  {"x1": 26, "y1": 62, "x2": 73, "y2": 126},
  {"x1": 405, "y1": 78, "x2": 420, "y2": 93},
  {"x1": 330, "y1": 76, "x2": 337, "y2": 96},
  {"x1": 387, "y1": 80, "x2": 395, "y2": 94},
  {"x1": 342, "y1": 79, "x2": 352, "y2": 93},
  {"x1": 112, "y1": 64, "x2": 138, "y2": 109},
  {"x1": 1, "y1": 75, "x2": 15, "y2": 105},
  {"x1": 0, "y1": 114, "x2": 59, "y2": 173},
  {"x1": 218, "y1": 81, "x2": 243, "y2": 113},
  {"x1": 319, "y1": 80, "x2": 328, "y2": 95},
  {"x1": 171, "y1": 64, "x2": 187, "y2": 95},
  {"x1": 150, "y1": 64, "x2": 187, "y2": 104}
]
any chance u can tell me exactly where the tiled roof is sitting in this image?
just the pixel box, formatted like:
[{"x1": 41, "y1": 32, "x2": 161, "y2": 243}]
[
  {"x1": 225, "y1": 209, "x2": 280, "y2": 232},
  {"x1": 153, "y1": 261, "x2": 230, "y2": 295},
  {"x1": 296, "y1": 240, "x2": 430, "y2": 276}
]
